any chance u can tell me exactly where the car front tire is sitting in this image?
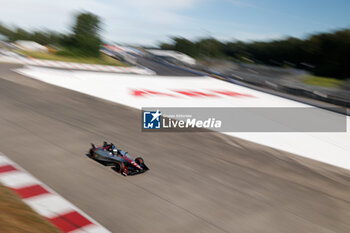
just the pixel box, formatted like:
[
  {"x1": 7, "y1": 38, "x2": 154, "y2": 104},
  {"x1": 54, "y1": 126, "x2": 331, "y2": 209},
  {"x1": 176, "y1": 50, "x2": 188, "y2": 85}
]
[
  {"x1": 115, "y1": 161, "x2": 125, "y2": 173},
  {"x1": 135, "y1": 157, "x2": 144, "y2": 165}
]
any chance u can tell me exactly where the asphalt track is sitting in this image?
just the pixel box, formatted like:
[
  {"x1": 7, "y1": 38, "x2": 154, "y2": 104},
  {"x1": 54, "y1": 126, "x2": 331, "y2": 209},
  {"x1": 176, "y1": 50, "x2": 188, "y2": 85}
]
[
  {"x1": 136, "y1": 56, "x2": 200, "y2": 76},
  {"x1": 1, "y1": 63, "x2": 350, "y2": 233}
]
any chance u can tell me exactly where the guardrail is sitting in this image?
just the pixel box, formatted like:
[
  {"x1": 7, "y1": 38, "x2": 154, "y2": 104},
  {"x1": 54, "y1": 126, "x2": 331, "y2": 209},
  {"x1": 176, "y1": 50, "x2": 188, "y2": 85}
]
[{"x1": 155, "y1": 57, "x2": 350, "y2": 114}]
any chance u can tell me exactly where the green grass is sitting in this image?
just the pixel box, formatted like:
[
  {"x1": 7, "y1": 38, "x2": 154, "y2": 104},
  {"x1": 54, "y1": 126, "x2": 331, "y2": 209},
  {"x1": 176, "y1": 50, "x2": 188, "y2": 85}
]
[
  {"x1": 0, "y1": 184, "x2": 61, "y2": 233},
  {"x1": 301, "y1": 75, "x2": 345, "y2": 88},
  {"x1": 18, "y1": 50, "x2": 126, "y2": 66}
]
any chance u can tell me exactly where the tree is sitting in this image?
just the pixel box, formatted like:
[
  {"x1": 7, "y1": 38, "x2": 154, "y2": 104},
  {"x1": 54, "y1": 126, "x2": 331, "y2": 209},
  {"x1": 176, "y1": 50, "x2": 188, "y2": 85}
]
[
  {"x1": 159, "y1": 29, "x2": 350, "y2": 79},
  {"x1": 196, "y1": 38, "x2": 225, "y2": 58},
  {"x1": 173, "y1": 37, "x2": 199, "y2": 57},
  {"x1": 159, "y1": 42, "x2": 174, "y2": 50},
  {"x1": 0, "y1": 23, "x2": 14, "y2": 40},
  {"x1": 71, "y1": 12, "x2": 102, "y2": 57}
]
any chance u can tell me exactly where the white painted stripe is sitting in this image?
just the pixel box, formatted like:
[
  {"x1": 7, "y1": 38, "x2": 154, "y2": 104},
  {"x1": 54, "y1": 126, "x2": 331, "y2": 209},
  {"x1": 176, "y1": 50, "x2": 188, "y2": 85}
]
[
  {"x1": 0, "y1": 155, "x2": 15, "y2": 166},
  {"x1": 110, "y1": 66, "x2": 121, "y2": 72},
  {"x1": 94, "y1": 65, "x2": 106, "y2": 71},
  {"x1": 45, "y1": 60, "x2": 60, "y2": 68},
  {"x1": 104, "y1": 65, "x2": 116, "y2": 72},
  {"x1": 68, "y1": 62, "x2": 82, "y2": 70},
  {"x1": 53, "y1": 61, "x2": 63, "y2": 68},
  {"x1": 24, "y1": 194, "x2": 74, "y2": 218},
  {"x1": 74, "y1": 63, "x2": 86, "y2": 70},
  {"x1": 1, "y1": 56, "x2": 155, "y2": 74},
  {"x1": 80, "y1": 63, "x2": 94, "y2": 70},
  {"x1": 57, "y1": 61, "x2": 72, "y2": 69},
  {"x1": 18, "y1": 57, "x2": 32, "y2": 65},
  {"x1": 0, "y1": 172, "x2": 39, "y2": 189},
  {"x1": 61, "y1": 63, "x2": 73, "y2": 69},
  {"x1": 32, "y1": 59, "x2": 47, "y2": 66},
  {"x1": 118, "y1": 67, "x2": 128, "y2": 72},
  {"x1": 91, "y1": 64, "x2": 103, "y2": 71},
  {"x1": 70, "y1": 224, "x2": 111, "y2": 233}
]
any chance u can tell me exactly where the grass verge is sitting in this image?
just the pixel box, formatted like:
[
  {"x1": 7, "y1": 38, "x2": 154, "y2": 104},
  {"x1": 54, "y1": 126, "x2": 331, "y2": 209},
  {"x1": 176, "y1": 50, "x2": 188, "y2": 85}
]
[
  {"x1": 18, "y1": 50, "x2": 125, "y2": 66},
  {"x1": 0, "y1": 184, "x2": 61, "y2": 233},
  {"x1": 302, "y1": 75, "x2": 345, "y2": 88}
]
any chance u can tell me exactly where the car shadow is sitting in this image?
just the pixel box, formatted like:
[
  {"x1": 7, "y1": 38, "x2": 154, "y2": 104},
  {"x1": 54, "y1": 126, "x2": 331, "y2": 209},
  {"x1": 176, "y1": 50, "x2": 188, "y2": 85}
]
[
  {"x1": 111, "y1": 166, "x2": 123, "y2": 174},
  {"x1": 84, "y1": 153, "x2": 115, "y2": 166}
]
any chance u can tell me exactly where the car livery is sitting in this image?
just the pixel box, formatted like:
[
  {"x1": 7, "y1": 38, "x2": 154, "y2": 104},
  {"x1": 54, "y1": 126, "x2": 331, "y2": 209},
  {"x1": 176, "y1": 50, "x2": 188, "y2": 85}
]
[{"x1": 89, "y1": 142, "x2": 149, "y2": 176}]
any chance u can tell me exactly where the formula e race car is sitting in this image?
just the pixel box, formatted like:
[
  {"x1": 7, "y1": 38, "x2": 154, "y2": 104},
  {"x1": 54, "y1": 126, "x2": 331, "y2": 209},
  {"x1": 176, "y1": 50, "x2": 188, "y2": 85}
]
[{"x1": 89, "y1": 141, "x2": 149, "y2": 176}]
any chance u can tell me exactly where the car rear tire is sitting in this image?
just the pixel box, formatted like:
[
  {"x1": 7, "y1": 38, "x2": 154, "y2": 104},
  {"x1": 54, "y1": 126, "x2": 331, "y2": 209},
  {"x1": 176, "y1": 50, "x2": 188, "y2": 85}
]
[
  {"x1": 135, "y1": 157, "x2": 144, "y2": 165},
  {"x1": 115, "y1": 161, "x2": 125, "y2": 173},
  {"x1": 90, "y1": 149, "x2": 98, "y2": 159}
]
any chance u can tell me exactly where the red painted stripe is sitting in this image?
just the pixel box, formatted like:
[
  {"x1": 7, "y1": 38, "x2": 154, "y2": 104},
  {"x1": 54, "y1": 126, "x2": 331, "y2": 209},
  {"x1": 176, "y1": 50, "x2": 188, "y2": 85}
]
[
  {"x1": 12, "y1": 184, "x2": 50, "y2": 199},
  {"x1": 69, "y1": 62, "x2": 83, "y2": 69},
  {"x1": 0, "y1": 164, "x2": 17, "y2": 173},
  {"x1": 91, "y1": 64, "x2": 104, "y2": 71},
  {"x1": 47, "y1": 211, "x2": 93, "y2": 233}
]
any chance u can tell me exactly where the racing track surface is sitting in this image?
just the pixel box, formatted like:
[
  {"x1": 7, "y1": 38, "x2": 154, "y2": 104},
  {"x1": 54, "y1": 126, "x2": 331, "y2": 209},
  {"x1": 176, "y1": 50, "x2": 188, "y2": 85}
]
[
  {"x1": 1, "y1": 63, "x2": 350, "y2": 233},
  {"x1": 135, "y1": 56, "x2": 200, "y2": 76}
]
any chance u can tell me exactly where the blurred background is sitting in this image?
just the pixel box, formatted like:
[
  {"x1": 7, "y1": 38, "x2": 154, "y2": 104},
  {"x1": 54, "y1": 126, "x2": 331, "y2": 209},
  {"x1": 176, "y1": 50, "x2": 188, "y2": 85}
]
[
  {"x1": 1, "y1": 0, "x2": 349, "y2": 106},
  {"x1": 1, "y1": 1, "x2": 350, "y2": 233}
]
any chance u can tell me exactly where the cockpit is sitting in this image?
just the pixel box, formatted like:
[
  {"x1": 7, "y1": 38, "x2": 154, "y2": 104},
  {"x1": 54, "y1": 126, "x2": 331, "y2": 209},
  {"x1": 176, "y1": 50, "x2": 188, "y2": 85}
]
[{"x1": 112, "y1": 148, "x2": 120, "y2": 156}]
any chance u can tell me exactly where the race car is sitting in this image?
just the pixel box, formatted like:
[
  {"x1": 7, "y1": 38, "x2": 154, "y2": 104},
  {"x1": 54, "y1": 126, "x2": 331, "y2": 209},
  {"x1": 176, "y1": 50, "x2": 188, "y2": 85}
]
[{"x1": 89, "y1": 141, "x2": 149, "y2": 176}]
